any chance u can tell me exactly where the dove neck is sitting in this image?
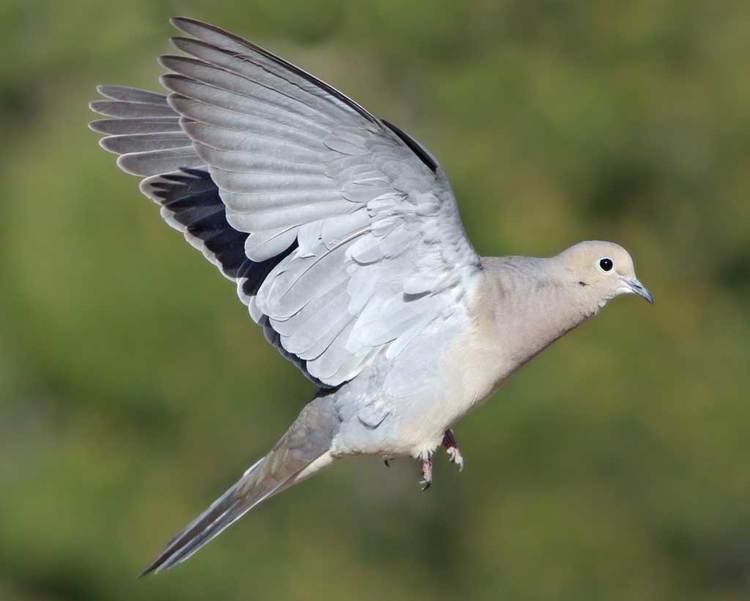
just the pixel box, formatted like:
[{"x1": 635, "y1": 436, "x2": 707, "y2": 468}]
[{"x1": 480, "y1": 256, "x2": 600, "y2": 369}]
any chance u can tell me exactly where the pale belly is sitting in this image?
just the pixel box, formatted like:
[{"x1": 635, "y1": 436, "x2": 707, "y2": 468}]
[
  {"x1": 396, "y1": 345, "x2": 507, "y2": 455},
  {"x1": 332, "y1": 321, "x2": 509, "y2": 459}
]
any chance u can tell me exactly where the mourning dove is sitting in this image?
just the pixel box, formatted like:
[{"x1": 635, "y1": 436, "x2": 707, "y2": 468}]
[{"x1": 89, "y1": 17, "x2": 653, "y2": 574}]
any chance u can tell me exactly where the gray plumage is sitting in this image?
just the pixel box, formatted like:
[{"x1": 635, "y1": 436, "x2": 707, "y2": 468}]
[{"x1": 89, "y1": 17, "x2": 653, "y2": 575}]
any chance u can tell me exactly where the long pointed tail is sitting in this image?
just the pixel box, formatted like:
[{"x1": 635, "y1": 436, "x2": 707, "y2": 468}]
[{"x1": 141, "y1": 396, "x2": 338, "y2": 575}]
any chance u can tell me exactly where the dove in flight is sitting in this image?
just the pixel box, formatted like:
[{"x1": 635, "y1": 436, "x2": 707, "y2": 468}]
[{"x1": 88, "y1": 17, "x2": 653, "y2": 574}]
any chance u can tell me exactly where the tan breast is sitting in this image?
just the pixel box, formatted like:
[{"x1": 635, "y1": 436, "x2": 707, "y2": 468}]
[{"x1": 435, "y1": 274, "x2": 509, "y2": 427}]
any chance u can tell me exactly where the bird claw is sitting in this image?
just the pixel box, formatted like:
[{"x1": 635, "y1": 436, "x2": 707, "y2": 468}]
[
  {"x1": 446, "y1": 445, "x2": 464, "y2": 471},
  {"x1": 418, "y1": 452, "x2": 433, "y2": 491},
  {"x1": 415, "y1": 431, "x2": 464, "y2": 490},
  {"x1": 442, "y1": 429, "x2": 465, "y2": 472}
]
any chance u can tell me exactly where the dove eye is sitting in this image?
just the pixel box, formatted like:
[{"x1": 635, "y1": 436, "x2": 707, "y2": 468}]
[{"x1": 598, "y1": 257, "x2": 614, "y2": 272}]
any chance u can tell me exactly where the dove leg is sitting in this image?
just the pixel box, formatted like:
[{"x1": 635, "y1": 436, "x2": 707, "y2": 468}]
[
  {"x1": 418, "y1": 452, "x2": 433, "y2": 490},
  {"x1": 442, "y1": 429, "x2": 464, "y2": 471}
]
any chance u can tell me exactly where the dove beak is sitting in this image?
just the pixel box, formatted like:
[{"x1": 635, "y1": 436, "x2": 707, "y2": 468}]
[{"x1": 627, "y1": 278, "x2": 654, "y2": 304}]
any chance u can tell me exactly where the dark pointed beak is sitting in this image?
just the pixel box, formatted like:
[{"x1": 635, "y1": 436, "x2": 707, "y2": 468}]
[{"x1": 628, "y1": 278, "x2": 654, "y2": 304}]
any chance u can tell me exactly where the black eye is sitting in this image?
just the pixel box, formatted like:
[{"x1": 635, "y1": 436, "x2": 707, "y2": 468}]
[{"x1": 599, "y1": 257, "x2": 614, "y2": 272}]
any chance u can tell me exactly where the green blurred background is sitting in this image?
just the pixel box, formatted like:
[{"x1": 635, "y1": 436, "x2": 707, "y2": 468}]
[{"x1": 1, "y1": 1, "x2": 749, "y2": 600}]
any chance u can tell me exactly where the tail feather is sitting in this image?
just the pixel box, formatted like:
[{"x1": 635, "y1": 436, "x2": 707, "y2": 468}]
[
  {"x1": 141, "y1": 396, "x2": 338, "y2": 575},
  {"x1": 140, "y1": 459, "x2": 267, "y2": 575},
  {"x1": 141, "y1": 454, "x2": 306, "y2": 575}
]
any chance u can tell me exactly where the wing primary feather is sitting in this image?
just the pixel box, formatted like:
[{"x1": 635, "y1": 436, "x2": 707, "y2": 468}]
[
  {"x1": 170, "y1": 16, "x2": 380, "y2": 125},
  {"x1": 89, "y1": 100, "x2": 177, "y2": 119},
  {"x1": 89, "y1": 118, "x2": 182, "y2": 135},
  {"x1": 96, "y1": 85, "x2": 168, "y2": 104}
]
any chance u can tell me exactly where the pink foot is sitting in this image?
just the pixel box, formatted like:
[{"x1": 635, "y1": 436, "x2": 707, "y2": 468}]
[
  {"x1": 442, "y1": 429, "x2": 464, "y2": 472},
  {"x1": 418, "y1": 452, "x2": 433, "y2": 490}
]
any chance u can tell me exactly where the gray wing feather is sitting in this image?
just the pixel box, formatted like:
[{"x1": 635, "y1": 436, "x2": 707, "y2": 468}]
[
  {"x1": 117, "y1": 148, "x2": 204, "y2": 177},
  {"x1": 89, "y1": 100, "x2": 177, "y2": 119},
  {"x1": 96, "y1": 84, "x2": 169, "y2": 103},
  {"x1": 168, "y1": 17, "x2": 376, "y2": 123},
  {"x1": 99, "y1": 132, "x2": 192, "y2": 154},
  {"x1": 90, "y1": 17, "x2": 482, "y2": 395},
  {"x1": 89, "y1": 86, "x2": 203, "y2": 177},
  {"x1": 89, "y1": 118, "x2": 183, "y2": 135}
]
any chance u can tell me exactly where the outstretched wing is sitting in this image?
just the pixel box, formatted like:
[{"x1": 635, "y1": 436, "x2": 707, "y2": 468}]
[{"x1": 90, "y1": 17, "x2": 482, "y2": 388}]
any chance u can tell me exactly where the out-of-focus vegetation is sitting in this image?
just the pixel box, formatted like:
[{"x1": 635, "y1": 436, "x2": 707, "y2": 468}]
[{"x1": 1, "y1": 1, "x2": 748, "y2": 600}]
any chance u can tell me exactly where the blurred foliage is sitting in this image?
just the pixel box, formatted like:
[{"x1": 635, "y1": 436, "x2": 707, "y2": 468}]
[{"x1": 1, "y1": 1, "x2": 749, "y2": 600}]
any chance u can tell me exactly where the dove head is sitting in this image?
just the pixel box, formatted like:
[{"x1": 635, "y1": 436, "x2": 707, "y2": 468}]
[{"x1": 558, "y1": 241, "x2": 653, "y2": 306}]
